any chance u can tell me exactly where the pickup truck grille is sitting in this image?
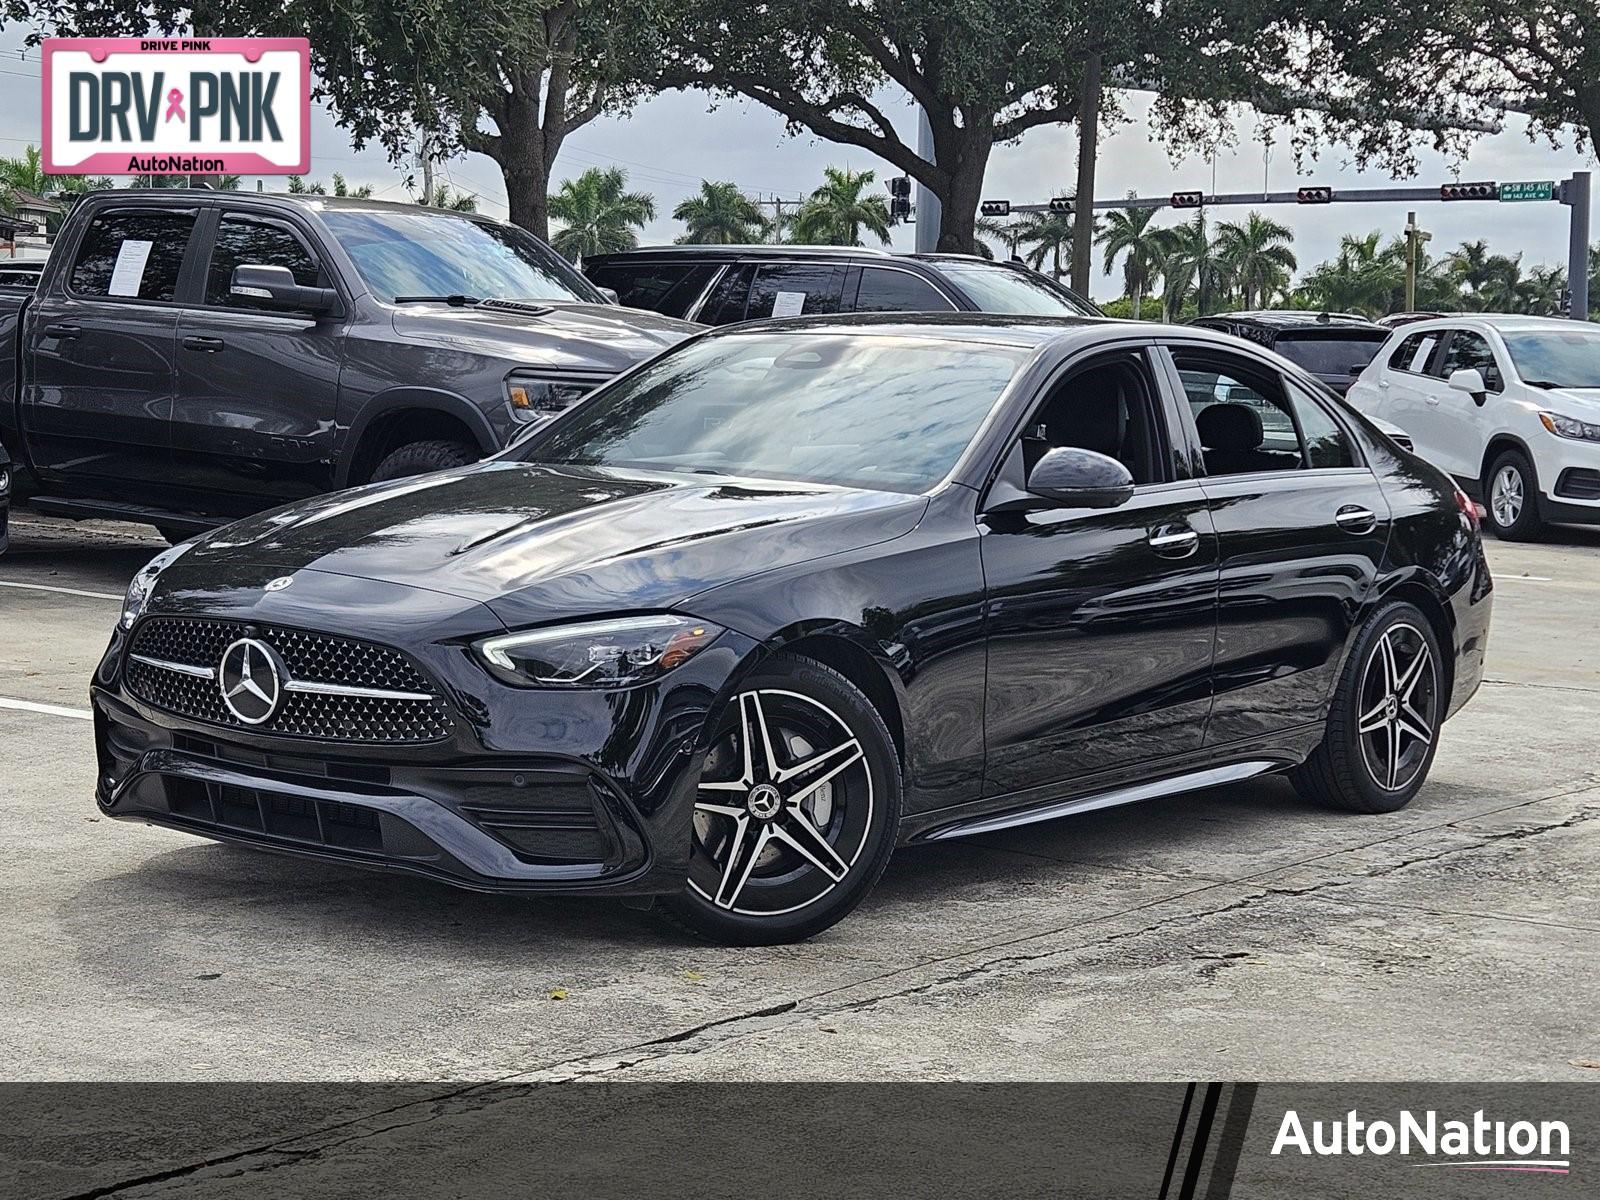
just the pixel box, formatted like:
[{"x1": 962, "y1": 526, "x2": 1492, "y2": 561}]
[{"x1": 124, "y1": 618, "x2": 453, "y2": 743}]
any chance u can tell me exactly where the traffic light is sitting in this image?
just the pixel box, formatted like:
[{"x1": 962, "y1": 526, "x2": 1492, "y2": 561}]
[
  {"x1": 1296, "y1": 186, "x2": 1334, "y2": 204},
  {"x1": 1440, "y1": 181, "x2": 1496, "y2": 201},
  {"x1": 1048, "y1": 196, "x2": 1073, "y2": 214},
  {"x1": 887, "y1": 175, "x2": 912, "y2": 221},
  {"x1": 1170, "y1": 191, "x2": 1204, "y2": 209},
  {"x1": 980, "y1": 200, "x2": 1011, "y2": 217}
]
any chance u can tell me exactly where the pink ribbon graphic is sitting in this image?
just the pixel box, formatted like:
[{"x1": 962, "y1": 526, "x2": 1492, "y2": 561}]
[{"x1": 164, "y1": 88, "x2": 185, "y2": 123}]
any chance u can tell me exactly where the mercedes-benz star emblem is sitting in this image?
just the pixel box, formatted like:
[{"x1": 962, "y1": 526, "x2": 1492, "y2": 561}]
[
  {"x1": 218, "y1": 638, "x2": 284, "y2": 725},
  {"x1": 265, "y1": 576, "x2": 293, "y2": 592}
]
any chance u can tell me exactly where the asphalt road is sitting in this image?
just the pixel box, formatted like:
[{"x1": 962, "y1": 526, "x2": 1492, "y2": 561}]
[{"x1": 2, "y1": 511, "x2": 1597, "y2": 1082}]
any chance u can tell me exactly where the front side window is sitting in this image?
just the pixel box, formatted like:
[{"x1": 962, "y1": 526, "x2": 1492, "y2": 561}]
[
  {"x1": 320, "y1": 208, "x2": 599, "y2": 304},
  {"x1": 853, "y1": 268, "x2": 957, "y2": 313},
  {"x1": 520, "y1": 332, "x2": 1027, "y2": 493},
  {"x1": 69, "y1": 210, "x2": 196, "y2": 302},
  {"x1": 744, "y1": 264, "x2": 846, "y2": 320},
  {"x1": 1438, "y1": 330, "x2": 1504, "y2": 391},
  {"x1": 1023, "y1": 352, "x2": 1165, "y2": 485},
  {"x1": 205, "y1": 216, "x2": 322, "y2": 307},
  {"x1": 587, "y1": 261, "x2": 720, "y2": 318},
  {"x1": 1175, "y1": 350, "x2": 1352, "y2": 474}
]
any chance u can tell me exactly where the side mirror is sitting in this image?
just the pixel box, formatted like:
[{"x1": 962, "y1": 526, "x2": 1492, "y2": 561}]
[
  {"x1": 1025, "y1": 446, "x2": 1135, "y2": 509},
  {"x1": 230, "y1": 264, "x2": 336, "y2": 315},
  {"x1": 1447, "y1": 367, "x2": 1488, "y2": 405},
  {"x1": 596, "y1": 286, "x2": 620, "y2": 305}
]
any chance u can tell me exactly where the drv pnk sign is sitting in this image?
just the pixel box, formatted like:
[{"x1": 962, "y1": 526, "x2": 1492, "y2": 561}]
[{"x1": 42, "y1": 38, "x2": 310, "y2": 176}]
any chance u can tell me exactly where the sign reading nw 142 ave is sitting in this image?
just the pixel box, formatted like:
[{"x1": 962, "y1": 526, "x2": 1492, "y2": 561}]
[{"x1": 1498, "y1": 181, "x2": 1555, "y2": 202}]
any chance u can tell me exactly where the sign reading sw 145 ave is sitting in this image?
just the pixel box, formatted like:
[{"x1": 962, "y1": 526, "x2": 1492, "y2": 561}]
[
  {"x1": 42, "y1": 38, "x2": 310, "y2": 176},
  {"x1": 1499, "y1": 181, "x2": 1555, "y2": 202}
]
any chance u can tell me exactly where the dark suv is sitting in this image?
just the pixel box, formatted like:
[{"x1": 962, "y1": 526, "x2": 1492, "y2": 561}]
[
  {"x1": 583, "y1": 246, "x2": 1101, "y2": 324},
  {"x1": 1189, "y1": 311, "x2": 1390, "y2": 397}
]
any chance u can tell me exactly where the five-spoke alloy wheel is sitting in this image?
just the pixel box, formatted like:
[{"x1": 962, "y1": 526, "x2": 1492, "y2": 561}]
[
  {"x1": 660, "y1": 655, "x2": 900, "y2": 944},
  {"x1": 1483, "y1": 448, "x2": 1545, "y2": 541},
  {"x1": 1292, "y1": 600, "x2": 1445, "y2": 813}
]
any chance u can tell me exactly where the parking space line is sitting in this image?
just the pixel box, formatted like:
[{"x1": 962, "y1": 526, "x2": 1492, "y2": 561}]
[
  {"x1": 0, "y1": 579, "x2": 123, "y2": 601},
  {"x1": 0, "y1": 696, "x2": 94, "y2": 721}
]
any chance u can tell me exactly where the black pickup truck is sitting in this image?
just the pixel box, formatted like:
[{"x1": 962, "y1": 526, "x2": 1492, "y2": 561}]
[{"x1": 0, "y1": 190, "x2": 697, "y2": 541}]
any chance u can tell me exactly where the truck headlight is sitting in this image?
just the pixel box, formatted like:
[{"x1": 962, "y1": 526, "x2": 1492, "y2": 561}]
[
  {"x1": 504, "y1": 373, "x2": 596, "y2": 420},
  {"x1": 1539, "y1": 411, "x2": 1600, "y2": 443},
  {"x1": 475, "y1": 614, "x2": 723, "y2": 689},
  {"x1": 120, "y1": 541, "x2": 195, "y2": 630}
]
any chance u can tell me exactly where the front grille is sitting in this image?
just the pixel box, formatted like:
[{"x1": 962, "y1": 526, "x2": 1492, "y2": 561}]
[
  {"x1": 165, "y1": 778, "x2": 425, "y2": 855},
  {"x1": 125, "y1": 618, "x2": 453, "y2": 743}
]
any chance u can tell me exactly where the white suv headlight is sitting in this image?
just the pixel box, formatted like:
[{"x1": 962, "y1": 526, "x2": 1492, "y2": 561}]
[
  {"x1": 120, "y1": 541, "x2": 195, "y2": 630},
  {"x1": 1539, "y1": 411, "x2": 1600, "y2": 443}
]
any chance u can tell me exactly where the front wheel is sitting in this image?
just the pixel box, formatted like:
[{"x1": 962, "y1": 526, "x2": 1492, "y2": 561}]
[
  {"x1": 1483, "y1": 449, "x2": 1545, "y2": 541},
  {"x1": 370, "y1": 439, "x2": 477, "y2": 483},
  {"x1": 1291, "y1": 601, "x2": 1445, "y2": 814},
  {"x1": 658, "y1": 655, "x2": 901, "y2": 945}
]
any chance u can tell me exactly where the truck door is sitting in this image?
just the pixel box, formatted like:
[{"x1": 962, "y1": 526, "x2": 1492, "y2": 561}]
[
  {"x1": 20, "y1": 206, "x2": 198, "y2": 501},
  {"x1": 170, "y1": 211, "x2": 345, "y2": 516}
]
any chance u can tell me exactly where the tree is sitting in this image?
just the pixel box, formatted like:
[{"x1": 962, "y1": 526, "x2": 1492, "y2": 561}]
[
  {"x1": 660, "y1": 0, "x2": 1152, "y2": 253},
  {"x1": 1516, "y1": 265, "x2": 1567, "y2": 316},
  {"x1": 547, "y1": 166, "x2": 655, "y2": 260},
  {"x1": 1213, "y1": 213, "x2": 1297, "y2": 309},
  {"x1": 8, "y1": 0, "x2": 658, "y2": 239},
  {"x1": 1446, "y1": 240, "x2": 1522, "y2": 311},
  {"x1": 1302, "y1": 232, "x2": 1405, "y2": 316},
  {"x1": 1154, "y1": 213, "x2": 1226, "y2": 319},
  {"x1": 418, "y1": 183, "x2": 477, "y2": 211},
  {"x1": 1098, "y1": 207, "x2": 1163, "y2": 318},
  {"x1": 674, "y1": 180, "x2": 766, "y2": 244},
  {"x1": 789, "y1": 168, "x2": 892, "y2": 247},
  {"x1": 288, "y1": 173, "x2": 375, "y2": 198},
  {"x1": 1014, "y1": 210, "x2": 1078, "y2": 279},
  {"x1": 975, "y1": 217, "x2": 1023, "y2": 261}
]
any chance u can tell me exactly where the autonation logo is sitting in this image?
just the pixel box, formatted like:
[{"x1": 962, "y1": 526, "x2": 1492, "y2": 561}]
[{"x1": 1272, "y1": 1108, "x2": 1572, "y2": 1175}]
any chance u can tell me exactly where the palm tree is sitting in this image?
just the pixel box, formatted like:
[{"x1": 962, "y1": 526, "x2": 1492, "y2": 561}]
[
  {"x1": 1302, "y1": 232, "x2": 1404, "y2": 316},
  {"x1": 289, "y1": 173, "x2": 374, "y2": 198},
  {"x1": 1447, "y1": 240, "x2": 1522, "y2": 311},
  {"x1": 547, "y1": 167, "x2": 656, "y2": 261},
  {"x1": 1213, "y1": 213, "x2": 1297, "y2": 309},
  {"x1": 674, "y1": 181, "x2": 765, "y2": 244},
  {"x1": 0, "y1": 146, "x2": 107, "y2": 232},
  {"x1": 790, "y1": 167, "x2": 892, "y2": 246},
  {"x1": 1013, "y1": 209, "x2": 1076, "y2": 278},
  {"x1": 975, "y1": 216, "x2": 1023, "y2": 260},
  {"x1": 1098, "y1": 207, "x2": 1163, "y2": 318},
  {"x1": 1153, "y1": 213, "x2": 1225, "y2": 318},
  {"x1": 419, "y1": 183, "x2": 476, "y2": 211},
  {"x1": 1516, "y1": 265, "x2": 1566, "y2": 315}
]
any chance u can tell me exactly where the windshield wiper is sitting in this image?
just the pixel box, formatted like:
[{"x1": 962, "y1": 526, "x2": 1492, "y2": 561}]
[
  {"x1": 393, "y1": 294, "x2": 482, "y2": 306},
  {"x1": 1522, "y1": 380, "x2": 1565, "y2": 389}
]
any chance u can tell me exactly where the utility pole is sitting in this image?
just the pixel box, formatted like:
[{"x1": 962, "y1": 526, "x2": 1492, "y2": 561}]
[
  {"x1": 914, "y1": 107, "x2": 940, "y2": 253},
  {"x1": 1405, "y1": 211, "x2": 1418, "y2": 312},
  {"x1": 1070, "y1": 53, "x2": 1102, "y2": 293},
  {"x1": 1564, "y1": 171, "x2": 1590, "y2": 321}
]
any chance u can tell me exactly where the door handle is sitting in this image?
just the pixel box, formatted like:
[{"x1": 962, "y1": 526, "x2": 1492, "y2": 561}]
[
  {"x1": 1334, "y1": 505, "x2": 1379, "y2": 535},
  {"x1": 1147, "y1": 527, "x2": 1200, "y2": 558},
  {"x1": 44, "y1": 324, "x2": 80, "y2": 339},
  {"x1": 182, "y1": 335, "x2": 225, "y2": 353},
  {"x1": 1425, "y1": 395, "x2": 1440, "y2": 406}
]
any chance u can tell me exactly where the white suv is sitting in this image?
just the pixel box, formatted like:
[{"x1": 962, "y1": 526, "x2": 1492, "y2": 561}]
[{"x1": 1346, "y1": 315, "x2": 1600, "y2": 540}]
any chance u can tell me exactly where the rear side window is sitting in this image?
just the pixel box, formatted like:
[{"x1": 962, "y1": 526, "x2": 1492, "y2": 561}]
[
  {"x1": 744, "y1": 264, "x2": 846, "y2": 320},
  {"x1": 698, "y1": 263, "x2": 756, "y2": 324},
  {"x1": 1388, "y1": 331, "x2": 1440, "y2": 374},
  {"x1": 853, "y1": 267, "x2": 956, "y2": 313},
  {"x1": 587, "y1": 261, "x2": 721, "y2": 318},
  {"x1": 205, "y1": 215, "x2": 322, "y2": 307},
  {"x1": 69, "y1": 210, "x2": 196, "y2": 302},
  {"x1": 1439, "y1": 330, "x2": 1505, "y2": 392}
]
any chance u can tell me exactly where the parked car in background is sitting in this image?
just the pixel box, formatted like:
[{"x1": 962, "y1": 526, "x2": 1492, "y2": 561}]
[
  {"x1": 0, "y1": 442, "x2": 10, "y2": 555},
  {"x1": 96, "y1": 315, "x2": 1490, "y2": 944},
  {"x1": 583, "y1": 245, "x2": 1102, "y2": 325},
  {"x1": 1346, "y1": 315, "x2": 1600, "y2": 539},
  {"x1": 0, "y1": 191, "x2": 697, "y2": 542},
  {"x1": 0, "y1": 260, "x2": 45, "y2": 291},
  {"x1": 1189, "y1": 311, "x2": 1390, "y2": 397}
]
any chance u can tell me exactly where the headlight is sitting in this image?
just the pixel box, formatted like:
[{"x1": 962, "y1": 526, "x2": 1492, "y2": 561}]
[
  {"x1": 475, "y1": 614, "x2": 723, "y2": 689},
  {"x1": 120, "y1": 541, "x2": 195, "y2": 630},
  {"x1": 504, "y1": 373, "x2": 596, "y2": 420},
  {"x1": 1539, "y1": 411, "x2": 1600, "y2": 442}
]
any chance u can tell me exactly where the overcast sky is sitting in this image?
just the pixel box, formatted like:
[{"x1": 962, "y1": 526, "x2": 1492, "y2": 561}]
[{"x1": 4, "y1": 27, "x2": 1592, "y2": 300}]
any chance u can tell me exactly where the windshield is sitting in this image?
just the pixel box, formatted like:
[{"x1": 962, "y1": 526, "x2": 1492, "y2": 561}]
[
  {"x1": 935, "y1": 261, "x2": 1099, "y2": 316},
  {"x1": 1274, "y1": 334, "x2": 1386, "y2": 376},
  {"x1": 1502, "y1": 329, "x2": 1600, "y2": 389},
  {"x1": 518, "y1": 332, "x2": 1028, "y2": 492},
  {"x1": 320, "y1": 209, "x2": 601, "y2": 304}
]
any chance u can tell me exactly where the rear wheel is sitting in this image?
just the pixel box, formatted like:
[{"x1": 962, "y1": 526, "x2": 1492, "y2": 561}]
[
  {"x1": 1291, "y1": 601, "x2": 1444, "y2": 814},
  {"x1": 658, "y1": 655, "x2": 901, "y2": 945},
  {"x1": 370, "y1": 439, "x2": 477, "y2": 483},
  {"x1": 1483, "y1": 448, "x2": 1545, "y2": 541}
]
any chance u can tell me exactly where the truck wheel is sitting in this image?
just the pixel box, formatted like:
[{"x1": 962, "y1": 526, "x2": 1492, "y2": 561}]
[{"x1": 370, "y1": 440, "x2": 478, "y2": 482}]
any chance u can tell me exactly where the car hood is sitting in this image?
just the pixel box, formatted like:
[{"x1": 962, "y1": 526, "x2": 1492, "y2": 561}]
[
  {"x1": 390, "y1": 301, "x2": 700, "y2": 375},
  {"x1": 180, "y1": 462, "x2": 929, "y2": 628},
  {"x1": 1543, "y1": 386, "x2": 1600, "y2": 415}
]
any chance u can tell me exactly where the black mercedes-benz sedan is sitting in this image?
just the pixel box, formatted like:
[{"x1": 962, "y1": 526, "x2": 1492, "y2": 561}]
[{"x1": 92, "y1": 316, "x2": 1492, "y2": 944}]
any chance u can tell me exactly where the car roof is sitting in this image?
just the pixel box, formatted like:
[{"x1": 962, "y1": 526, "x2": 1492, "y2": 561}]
[
  {"x1": 587, "y1": 245, "x2": 898, "y2": 263},
  {"x1": 1193, "y1": 310, "x2": 1382, "y2": 332},
  {"x1": 86, "y1": 188, "x2": 498, "y2": 220},
  {"x1": 1389, "y1": 313, "x2": 1588, "y2": 337}
]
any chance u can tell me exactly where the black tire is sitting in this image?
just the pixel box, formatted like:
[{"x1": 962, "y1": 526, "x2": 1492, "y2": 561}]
[
  {"x1": 370, "y1": 439, "x2": 478, "y2": 483},
  {"x1": 657, "y1": 654, "x2": 902, "y2": 945},
  {"x1": 1482, "y1": 448, "x2": 1545, "y2": 541},
  {"x1": 1291, "y1": 600, "x2": 1445, "y2": 814}
]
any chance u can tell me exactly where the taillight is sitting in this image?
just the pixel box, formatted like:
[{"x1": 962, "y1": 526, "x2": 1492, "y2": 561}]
[{"x1": 1453, "y1": 484, "x2": 1481, "y2": 530}]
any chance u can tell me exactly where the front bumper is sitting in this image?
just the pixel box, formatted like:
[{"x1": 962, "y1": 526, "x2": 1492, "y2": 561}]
[
  {"x1": 1537, "y1": 435, "x2": 1600, "y2": 524},
  {"x1": 92, "y1": 599, "x2": 758, "y2": 897}
]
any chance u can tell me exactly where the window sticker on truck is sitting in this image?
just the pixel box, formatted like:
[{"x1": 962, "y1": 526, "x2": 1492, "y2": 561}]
[{"x1": 107, "y1": 239, "x2": 152, "y2": 297}]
